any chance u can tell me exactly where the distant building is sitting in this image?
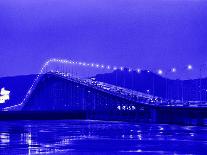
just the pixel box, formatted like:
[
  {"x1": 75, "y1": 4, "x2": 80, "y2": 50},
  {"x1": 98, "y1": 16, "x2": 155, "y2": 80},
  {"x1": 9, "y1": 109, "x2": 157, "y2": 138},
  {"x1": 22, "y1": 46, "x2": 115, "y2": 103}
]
[{"x1": 0, "y1": 88, "x2": 10, "y2": 104}]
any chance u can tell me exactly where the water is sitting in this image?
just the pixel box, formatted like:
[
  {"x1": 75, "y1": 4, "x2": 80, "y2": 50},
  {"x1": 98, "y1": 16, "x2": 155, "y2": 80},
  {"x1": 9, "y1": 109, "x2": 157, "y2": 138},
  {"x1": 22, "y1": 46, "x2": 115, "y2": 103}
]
[{"x1": 0, "y1": 120, "x2": 207, "y2": 154}]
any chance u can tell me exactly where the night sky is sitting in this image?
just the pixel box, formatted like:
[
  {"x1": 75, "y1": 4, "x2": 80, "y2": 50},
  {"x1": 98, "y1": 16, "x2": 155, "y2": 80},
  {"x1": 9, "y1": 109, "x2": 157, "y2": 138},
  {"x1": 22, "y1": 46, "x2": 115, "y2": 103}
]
[{"x1": 0, "y1": 0, "x2": 207, "y2": 79}]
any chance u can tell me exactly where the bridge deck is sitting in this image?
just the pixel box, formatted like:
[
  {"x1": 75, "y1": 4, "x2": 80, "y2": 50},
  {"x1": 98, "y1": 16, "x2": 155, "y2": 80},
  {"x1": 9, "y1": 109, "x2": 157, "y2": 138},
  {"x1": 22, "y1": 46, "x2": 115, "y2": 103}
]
[{"x1": 2, "y1": 71, "x2": 207, "y2": 112}]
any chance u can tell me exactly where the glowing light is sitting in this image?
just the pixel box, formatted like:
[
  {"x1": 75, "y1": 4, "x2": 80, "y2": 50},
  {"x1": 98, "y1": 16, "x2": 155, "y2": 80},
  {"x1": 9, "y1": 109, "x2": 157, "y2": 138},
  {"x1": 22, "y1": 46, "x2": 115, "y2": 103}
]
[
  {"x1": 187, "y1": 64, "x2": 193, "y2": 70},
  {"x1": 159, "y1": 127, "x2": 164, "y2": 131},
  {"x1": 158, "y1": 69, "x2": 163, "y2": 75},
  {"x1": 137, "y1": 69, "x2": 141, "y2": 73},
  {"x1": 107, "y1": 65, "x2": 111, "y2": 70},
  {"x1": 171, "y1": 68, "x2": 176, "y2": 73},
  {"x1": 120, "y1": 67, "x2": 124, "y2": 71},
  {"x1": 96, "y1": 64, "x2": 99, "y2": 68},
  {"x1": 137, "y1": 149, "x2": 142, "y2": 153},
  {"x1": 128, "y1": 68, "x2": 132, "y2": 72},
  {"x1": 113, "y1": 67, "x2": 117, "y2": 70},
  {"x1": 0, "y1": 88, "x2": 10, "y2": 104}
]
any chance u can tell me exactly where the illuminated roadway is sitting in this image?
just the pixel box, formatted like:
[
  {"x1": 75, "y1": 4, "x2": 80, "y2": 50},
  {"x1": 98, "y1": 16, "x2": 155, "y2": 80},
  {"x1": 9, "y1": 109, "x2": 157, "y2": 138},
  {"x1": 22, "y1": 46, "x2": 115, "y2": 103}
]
[{"x1": 2, "y1": 58, "x2": 207, "y2": 111}]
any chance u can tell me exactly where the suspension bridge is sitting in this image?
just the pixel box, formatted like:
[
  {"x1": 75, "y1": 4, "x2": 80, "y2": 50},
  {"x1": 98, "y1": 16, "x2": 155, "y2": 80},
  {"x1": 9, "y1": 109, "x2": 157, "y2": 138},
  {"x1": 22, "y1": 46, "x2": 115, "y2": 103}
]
[{"x1": 0, "y1": 58, "x2": 207, "y2": 125}]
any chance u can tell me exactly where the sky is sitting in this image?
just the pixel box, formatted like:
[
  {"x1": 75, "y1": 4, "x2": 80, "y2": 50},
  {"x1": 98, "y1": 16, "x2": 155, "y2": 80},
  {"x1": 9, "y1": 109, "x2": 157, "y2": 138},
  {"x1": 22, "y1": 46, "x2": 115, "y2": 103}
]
[{"x1": 0, "y1": 0, "x2": 207, "y2": 79}]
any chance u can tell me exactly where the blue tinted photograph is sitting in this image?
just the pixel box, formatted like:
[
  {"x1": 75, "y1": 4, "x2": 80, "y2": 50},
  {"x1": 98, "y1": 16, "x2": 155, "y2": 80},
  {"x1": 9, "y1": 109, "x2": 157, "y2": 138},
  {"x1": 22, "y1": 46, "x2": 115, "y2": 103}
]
[{"x1": 0, "y1": 0, "x2": 207, "y2": 154}]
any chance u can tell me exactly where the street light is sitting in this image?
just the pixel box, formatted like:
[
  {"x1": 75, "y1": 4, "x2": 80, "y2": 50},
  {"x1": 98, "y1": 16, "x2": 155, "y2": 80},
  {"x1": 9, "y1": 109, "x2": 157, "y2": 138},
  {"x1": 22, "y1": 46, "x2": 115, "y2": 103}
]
[
  {"x1": 146, "y1": 89, "x2": 150, "y2": 94},
  {"x1": 187, "y1": 64, "x2": 193, "y2": 70},
  {"x1": 137, "y1": 69, "x2": 141, "y2": 73},
  {"x1": 158, "y1": 69, "x2": 163, "y2": 75},
  {"x1": 171, "y1": 68, "x2": 176, "y2": 73}
]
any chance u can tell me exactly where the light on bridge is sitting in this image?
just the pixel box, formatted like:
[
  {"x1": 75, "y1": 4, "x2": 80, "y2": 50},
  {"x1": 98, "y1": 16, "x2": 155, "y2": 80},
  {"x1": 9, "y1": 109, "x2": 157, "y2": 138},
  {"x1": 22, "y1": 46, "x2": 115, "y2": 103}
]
[
  {"x1": 158, "y1": 69, "x2": 163, "y2": 75},
  {"x1": 171, "y1": 68, "x2": 176, "y2": 73},
  {"x1": 187, "y1": 64, "x2": 193, "y2": 70},
  {"x1": 113, "y1": 67, "x2": 117, "y2": 70},
  {"x1": 137, "y1": 69, "x2": 141, "y2": 73}
]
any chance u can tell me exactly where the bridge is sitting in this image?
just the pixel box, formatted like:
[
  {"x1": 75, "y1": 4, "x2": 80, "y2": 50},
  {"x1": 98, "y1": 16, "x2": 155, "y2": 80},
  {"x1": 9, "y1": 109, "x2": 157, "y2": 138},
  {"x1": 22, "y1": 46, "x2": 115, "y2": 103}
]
[{"x1": 1, "y1": 58, "x2": 207, "y2": 125}]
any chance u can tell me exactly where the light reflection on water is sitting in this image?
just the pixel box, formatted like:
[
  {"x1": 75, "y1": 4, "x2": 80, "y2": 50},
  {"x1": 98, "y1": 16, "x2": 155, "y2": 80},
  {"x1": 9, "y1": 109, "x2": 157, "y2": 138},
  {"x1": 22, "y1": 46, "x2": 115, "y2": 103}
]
[{"x1": 0, "y1": 120, "x2": 207, "y2": 154}]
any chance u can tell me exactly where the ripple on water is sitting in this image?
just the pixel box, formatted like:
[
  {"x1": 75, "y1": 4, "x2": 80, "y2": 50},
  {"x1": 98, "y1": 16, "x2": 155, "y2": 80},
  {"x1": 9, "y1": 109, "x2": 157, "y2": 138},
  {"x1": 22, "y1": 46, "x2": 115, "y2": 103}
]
[{"x1": 0, "y1": 120, "x2": 206, "y2": 154}]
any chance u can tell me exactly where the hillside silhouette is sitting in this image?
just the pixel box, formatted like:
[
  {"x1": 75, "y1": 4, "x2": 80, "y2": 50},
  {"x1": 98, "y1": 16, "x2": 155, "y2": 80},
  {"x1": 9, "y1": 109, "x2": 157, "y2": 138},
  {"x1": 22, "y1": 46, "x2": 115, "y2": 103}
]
[{"x1": 95, "y1": 68, "x2": 207, "y2": 101}]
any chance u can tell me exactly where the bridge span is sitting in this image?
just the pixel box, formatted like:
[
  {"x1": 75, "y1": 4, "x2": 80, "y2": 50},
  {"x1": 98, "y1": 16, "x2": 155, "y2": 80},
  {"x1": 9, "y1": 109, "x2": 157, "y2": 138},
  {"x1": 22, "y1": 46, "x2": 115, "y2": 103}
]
[{"x1": 1, "y1": 59, "x2": 207, "y2": 126}]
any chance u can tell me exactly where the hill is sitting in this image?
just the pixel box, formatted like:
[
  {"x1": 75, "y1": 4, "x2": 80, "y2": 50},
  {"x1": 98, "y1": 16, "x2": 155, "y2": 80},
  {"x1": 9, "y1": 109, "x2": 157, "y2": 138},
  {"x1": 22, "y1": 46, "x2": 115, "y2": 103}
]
[{"x1": 95, "y1": 68, "x2": 207, "y2": 101}]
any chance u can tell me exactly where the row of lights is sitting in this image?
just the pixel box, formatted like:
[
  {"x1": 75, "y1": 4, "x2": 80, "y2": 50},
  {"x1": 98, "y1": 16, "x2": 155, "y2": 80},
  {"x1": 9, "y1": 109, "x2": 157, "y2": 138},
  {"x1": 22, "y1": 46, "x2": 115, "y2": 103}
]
[
  {"x1": 1, "y1": 59, "x2": 194, "y2": 111},
  {"x1": 156, "y1": 65, "x2": 192, "y2": 75},
  {"x1": 3, "y1": 59, "x2": 59, "y2": 110},
  {"x1": 44, "y1": 58, "x2": 194, "y2": 77}
]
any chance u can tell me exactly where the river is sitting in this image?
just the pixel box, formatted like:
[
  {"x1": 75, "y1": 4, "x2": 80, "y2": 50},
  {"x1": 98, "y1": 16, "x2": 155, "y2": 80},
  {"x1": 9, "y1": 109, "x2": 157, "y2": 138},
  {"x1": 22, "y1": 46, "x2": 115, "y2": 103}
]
[{"x1": 0, "y1": 120, "x2": 207, "y2": 154}]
